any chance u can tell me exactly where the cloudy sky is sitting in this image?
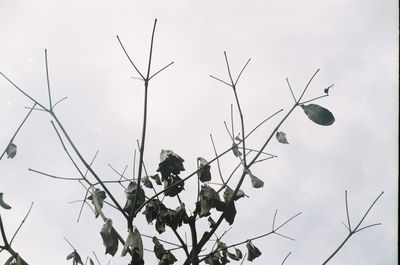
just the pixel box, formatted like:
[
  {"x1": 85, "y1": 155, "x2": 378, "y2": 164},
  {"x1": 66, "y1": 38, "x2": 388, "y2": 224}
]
[{"x1": 0, "y1": 0, "x2": 398, "y2": 264}]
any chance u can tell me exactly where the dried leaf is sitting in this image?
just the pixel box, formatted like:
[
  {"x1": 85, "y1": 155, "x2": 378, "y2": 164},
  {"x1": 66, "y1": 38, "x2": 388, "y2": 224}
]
[
  {"x1": 276, "y1": 131, "x2": 289, "y2": 144},
  {"x1": 100, "y1": 219, "x2": 119, "y2": 256},
  {"x1": 124, "y1": 181, "x2": 145, "y2": 214},
  {"x1": 143, "y1": 199, "x2": 167, "y2": 224},
  {"x1": 324, "y1": 84, "x2": 334, "y2": 94},
  {"x1": 198, "y1": 185, "x2": 225, "y2": 217},
  {"x1": 163, "y1": 175, "x2": 184, "y2": 197},
  {"x1": 5, "y1": 143, "x2": 17, "y2": 159},
  {"x1": 197, "y1": 157, "x2": 211, "y2": 182},
  {"x1": 246, "y1": 241, "x2": 262, "y2": 261},
  {"x1": 89, "y1": 259, "x2": 95, "y2": 265},
  {"x1": 231, "y1": 143, "x2": 242, "y2": 157},
  {"x1": 153, "y1": 237, "x2": 166, "y2": 260},
  {"x1": 224, "y1": 201, "x2": 236, "y2": 225},
  {"x1": 150, "y1": 174, "x2": 162, "y2": 185},
  {"x1": 223, "y1": 186, "x2": 246, "y2": 202},
  {"x1": 66, "y1": 250, "x2": 84, "y2": 265},
  {"x1": 0, "y1": 193, "x2": 12, "y2": 209},
  {"x1": 226, "y1": 248, "x2": 242, "y2": 261},
  {"x1": 142, "y1": 176, "x2": 153, "y2": 189},
  {"x1": 157, "y1": 150, "x2": 185, "y2": 180},
  {"x1": 87, "y1": 188, "x2": 106, "y2": 218},
  {"x1": 245, "y1": 169, "x2": 264, "y2": 188},
  {"x1": 122, "y1": 227, "x2": 144, "y2": 262},
  {"x1": 301, "y1": 104, "x2": 335, "y2": 126},
  {"x1": 159, "y1": 250, "x2": 177, "y2": 265}
]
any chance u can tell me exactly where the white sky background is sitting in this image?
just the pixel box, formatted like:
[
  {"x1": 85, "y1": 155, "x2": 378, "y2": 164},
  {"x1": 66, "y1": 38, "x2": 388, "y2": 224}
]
[{"x1": 0, "y1": 0, "x2": 398, "y2": 264}]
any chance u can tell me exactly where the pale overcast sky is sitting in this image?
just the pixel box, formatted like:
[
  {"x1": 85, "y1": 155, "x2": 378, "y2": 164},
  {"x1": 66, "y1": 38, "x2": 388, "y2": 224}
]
[{"x1": 0, "y1": 1, "x2": 398, "y2": 264}]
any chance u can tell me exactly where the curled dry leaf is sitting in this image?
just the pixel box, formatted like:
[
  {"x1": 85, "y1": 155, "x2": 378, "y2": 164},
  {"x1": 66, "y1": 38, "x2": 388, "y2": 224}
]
[
  {"x1": 198, "y1": 185, "x2": 225, "y2": 217},
  {"x1": 124, "y1": 181, "x2": 145, "y2": 215},
  {"x1": 197, "y1": 157, "x2": 211, "y2": 182},
  {"x1": 157, "y1": 149, "x2": 185, "y2": 180},
  {"x1": 231, "y1": 142, "x2": 242, "y2": 157},
  {"x1": 244, "y1": 169, "x2": 264, "y2": 188},
  {"x1": 122, "y1": 227, "x2": 144, "y2": 263},
  {"x1": 227, "y1": 248, "x2": 243, "y2": 261},
  {"x1": 150, "y1": 174, "x2": 162, "y2": 185},
  {"x1": 223, "y1": 186, "x2": 246, "y2": 202},
  {"x1": 276, "y1": 131, "x2": 289, "y2": 144},
  {"x1": 142, "y1": 176, "x2": 153, "y2": 189},
  {"x1": 153, "y1": 237, "x2": 177, "y2": 265},
  {"x1": 246, "y1": 240, "x2": 262, "y2": 261},
  {"x1": 0, "y1": 192, "x2": 12, "y2": 209},
  {"x1": 100, "y1": 219, "x2": 119, "y2": 256},
  {"x1": 5, "y1": 142, "x2": 17, "y2": 159},
  {"x1": 301, "y1": 104, "x2": 335, "y2": 126},
  {"x1": 87, "y1": 188, "x2": 106, "y2": 218},
  {"x1": 66, "y1": 250, "x2": 84, "y2": 265}
]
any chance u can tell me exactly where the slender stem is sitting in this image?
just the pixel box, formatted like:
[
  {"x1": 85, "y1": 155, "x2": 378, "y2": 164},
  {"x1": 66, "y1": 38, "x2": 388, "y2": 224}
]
[
  {"x1": 51, "y1": 113, "x2": 128, "y2": 218},
  {"x1": 116, "y1": 36, "x2": 144, "y2": 80},
  {"x1": 298, "y1": 69, "x2": 320, "y2": 102},
  {"x1": 1, "y1": 102, "x2": 37, "y2": 160},
  {"x1": 345, "y1": 191, "x2": 352, "y2": 231},
  {"x1": 209, "y1": 134, "x2": 225, "y2": 184},
  {"x1": 281, "y1": 252, "x2": 292, "y2": 265},
  {"x1": 0, "y1": 71, "x2": 48, "y2": 111},
  {"x1": 286, "y1": 78, "x2": 297, "y2": 103},
  {"x1": 234, "y1": 58, "x2": 251, "y2": 86},
  {"x1": 149, "y1": 61, "x2": 174, "y2": 80},
  {"x1": 10, "y1": 202, "x2": 34, "y2": 245},
  {"x1": 45, "y1": 49, "x2": 53, "y2": 109},
  {"x1": 29, "y1": 168, "x2": 83, "y2": 181}
]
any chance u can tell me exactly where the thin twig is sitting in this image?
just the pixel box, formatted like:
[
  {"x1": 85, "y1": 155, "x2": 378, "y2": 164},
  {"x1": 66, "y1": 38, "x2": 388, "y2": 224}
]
[
  {"x1": 0, "y1": 102, "x2": 37, "y2": 160},
  {"x1": 281, "y1": 251, "x2": 292, "y2": 265},
  {"x1": 9, "y1": 202, "x2": 34, "y2": 245},
  {"x1": 286, "y1": 78, "x2": 297, "y2": 103},
  {"x1": 45, "y1": 49, "x2": 53, "y2": 109}
]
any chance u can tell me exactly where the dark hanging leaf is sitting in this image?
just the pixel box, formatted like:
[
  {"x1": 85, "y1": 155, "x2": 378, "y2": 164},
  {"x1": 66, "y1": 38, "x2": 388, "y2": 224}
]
[
  {"x1": 87, "y1": 188, "x2": 106, "y2": 218},
  {"x1": 175, "y1": 203, "x2": 189, "y2": 224},
  {"x1": 198, "y1": 185, "x2": 225, "y2": 217},
  {"x1": 150, "y1": 174, "x2": 162, "y2": 185},
  {"x1": 224, "y1": 201, "x2": 237, "y2": 225},
  {"x1": 157, "y1": 150, "x2": 185, "y2": 180},
  {"x1": 226, "y1": 248, "x2": 242, "y2": 261},
  {"x1": 153, "y1": 237, "x2": 177, "y2": 265},
  {"x1": 100, "y1": 219, "x2": 119, "y2": 256},
  {"x1": 122, "y1": 227, "x2": 144, "y2": 264},
  {"x1": 5, "y1": 142, "x2": 17, "y2": 159},
  {"x1": 246, "y1": 241, "x2": 262, "y2": 261},
  {"x1": 301, "y1": 104, "x2": 335, "y2": 126},
  {"x1": 197, "y1": 157, "x2": 211, "y2": 182},
  {"x1": 159, "y1": 251, "x2": 177, "y2": 265},
  {"x1": 205, "y1": 254, "x2": 222, "y2": 265},
  {"x1": 66, "y1": 250, "x2": 84, "y2": 265},
  {"x1": 89, "y1": 258, "x2": 95, "y2": 265},
  {"x1": 223, "y1": 186, "x2": 246, "y2": 202},
  {"x1": 245, "y1": 169, "x2": 264, "y2": 188},
  {"x1": 231, "y1": 143, "x2": 242, "y2": 157},
  {"x1": 153, "y1": 237, "x2": 166, "y2": 260},
  {"x1": 155, "y1": 217, "x2": 166, "y2": 234},
  {"x1": 143, "y1": 199, "x2": 167, "y2": 224},
  {"x1": 142, "y1": 176, "x2": 154, "y2": 189},
  {"x1": 276, "y1": 131, "x2": 289, "y2": 144},
  {"x1": 0, "y1": 193, "x2": 12, "y2": 209},
  {"x1": 163, "y1": 175, "x2": 184, "y2": 197},
  {"x1": 124, "y1": 181, "x2": 145, "y2": 215}
]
